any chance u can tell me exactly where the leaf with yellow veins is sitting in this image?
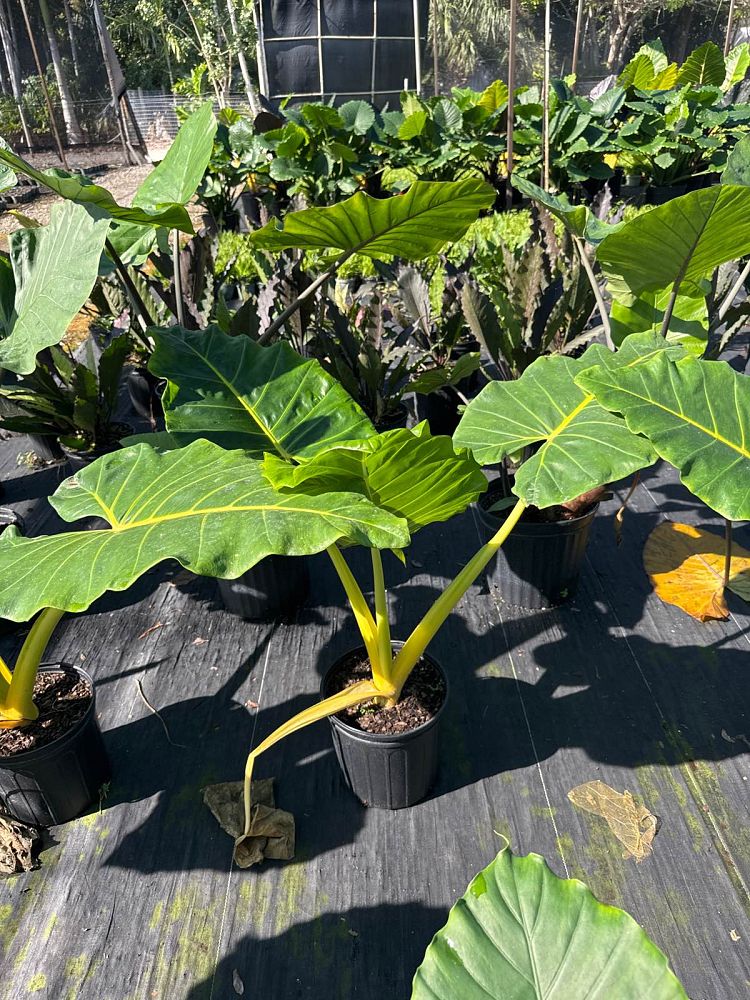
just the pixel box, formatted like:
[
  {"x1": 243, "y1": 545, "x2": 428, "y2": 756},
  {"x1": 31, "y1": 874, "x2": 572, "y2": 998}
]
[
  {"x1": 643, "y1": 521, "x2": 750, "y2": 622},
  {"x1": 568, "y1": 780, "x2": 657, "y2": 863}
]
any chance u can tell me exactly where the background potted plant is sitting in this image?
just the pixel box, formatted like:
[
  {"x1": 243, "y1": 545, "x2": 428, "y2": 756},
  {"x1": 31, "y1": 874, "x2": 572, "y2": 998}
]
[{"x1": 456, "y1": 204, "x2": 599, "y2": 607}]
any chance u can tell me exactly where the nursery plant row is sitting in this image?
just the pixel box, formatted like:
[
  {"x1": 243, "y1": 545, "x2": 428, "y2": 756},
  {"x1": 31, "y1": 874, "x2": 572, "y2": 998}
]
[{"x1": 0, "y1": 59, "x2": 749, "y2": 995}]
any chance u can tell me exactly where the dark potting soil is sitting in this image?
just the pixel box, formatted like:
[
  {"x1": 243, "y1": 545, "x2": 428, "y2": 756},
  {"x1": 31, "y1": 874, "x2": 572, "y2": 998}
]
[
  {"x1": 0, "y1": 670, "x2": 91, "y2": 757},
  {"x1": 327, "y1": 653, "x2": 445, "y2": 735},
  {"x1": 481, "y1": 480, "x2": 601, "y2": 524}
]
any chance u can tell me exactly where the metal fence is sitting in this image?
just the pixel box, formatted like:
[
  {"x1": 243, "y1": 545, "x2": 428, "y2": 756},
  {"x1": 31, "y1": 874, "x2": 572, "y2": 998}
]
[{"x1": 126, "y1": 91, "x2": 253, "y2": 144}]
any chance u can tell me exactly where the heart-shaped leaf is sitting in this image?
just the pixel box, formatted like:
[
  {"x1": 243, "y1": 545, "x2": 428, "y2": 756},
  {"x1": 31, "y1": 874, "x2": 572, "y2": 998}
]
[
  {"x1": 338, "y1": 100, "x2": 376, "y2": 134},
  {"x1": 677, "y1": 41, "x2": 726, "y2": 87},
  {"x1": 596, "y1": 185, "x2": 750, "y2": 298},
  {"x1": 578, "y1": 345, "x2": 750, "y2": 521},
  {"x1": 411, "y1": 848, "x2": 687, "y2": 999},
  {"x1": 148, "y1": 325, "x2": 376, "y2": 458},
  {"x1": 0, "y1": 440, "x2": 410, "y2": 621},
  {"x1": 263, "y1": 427, "x2": 486, "y2": 532},
  {"x1": 0, "y1": 202, "x2": 110, "y2": 374},
  {"x1": 454, "y1": 345, "x2": 656, "y2": 509},
  {"x1": 248, "y1": 179, "x2": 495, "y2": 259},
  {"x1": 644, "y1": 521, "x2": 750, "y2": 622}
]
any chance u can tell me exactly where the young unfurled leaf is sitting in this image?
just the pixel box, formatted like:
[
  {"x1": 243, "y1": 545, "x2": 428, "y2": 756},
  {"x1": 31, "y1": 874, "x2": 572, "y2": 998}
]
[
  {"x1": 643, "y1": 521, "x2": 750, "y2": 621},
  {"x1": 263, "y1": 427, "x2": 486, "y2": 532},
  {"x1": 411, "y1": 847, "x2": 686, "y2": 999},
  {"x1": 677, "y1": 41, "x2": 726, "y2": 87},
  {"x1": 568, "y1": 780, "x2": 657, "y2": 862}
]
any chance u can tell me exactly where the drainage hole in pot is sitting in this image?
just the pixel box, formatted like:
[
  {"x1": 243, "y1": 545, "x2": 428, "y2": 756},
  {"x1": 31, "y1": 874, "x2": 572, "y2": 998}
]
[
  {"x1": 326, "y1": 653, "x2": 445, "y2": 735},
  {"x1": 0, "y1": 669, "x2": 92, "y2": 757}
]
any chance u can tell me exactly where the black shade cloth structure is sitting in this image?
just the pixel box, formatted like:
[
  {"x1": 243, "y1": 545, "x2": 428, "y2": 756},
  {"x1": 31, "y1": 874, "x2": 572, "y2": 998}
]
[{"x1": 255, "y1": 0, "x2": 429, "y2": 105}]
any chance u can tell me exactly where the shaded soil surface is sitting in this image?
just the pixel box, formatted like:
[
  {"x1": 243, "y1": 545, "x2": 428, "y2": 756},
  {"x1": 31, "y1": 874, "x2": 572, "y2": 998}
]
[
  {"x1": 481, "y1": 479, "x2": 599, "y2": 524},
  {"x1": 0, "y1": 669, "x2": 91, "y2": 756},
  {"x1": 326, "y1": 652, "x2": 445, "y2": 735}
]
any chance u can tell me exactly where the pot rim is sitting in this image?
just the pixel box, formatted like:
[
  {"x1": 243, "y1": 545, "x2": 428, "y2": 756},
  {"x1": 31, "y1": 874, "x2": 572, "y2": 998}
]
[
  {"x1": 0, "y1": 664, "x2": 97, "y2": 765},
  {"x1": 476, "y1": 492, "x2": 599, "y2": 534},
  {"x1": 321, "y1": 641, "x2": 449, "y2": 744}
]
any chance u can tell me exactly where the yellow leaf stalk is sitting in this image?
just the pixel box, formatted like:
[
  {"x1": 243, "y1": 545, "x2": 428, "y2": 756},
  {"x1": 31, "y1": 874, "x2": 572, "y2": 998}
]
[
  {"x1": 0, "y1": 607, "x2": 65, "y2": 724},
  {"x1": 240, "y1": 497, "x2": 528, "y2": 842}
]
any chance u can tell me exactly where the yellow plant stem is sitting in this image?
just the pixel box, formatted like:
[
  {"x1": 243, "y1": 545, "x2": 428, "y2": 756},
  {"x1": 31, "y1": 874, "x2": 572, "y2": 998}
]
[
  {"x1": 240, "y1": 678, "x2": 390, "y2": 839},
  {"x1": 0, "y1": 607, "x2": 65, "y2": 723},
  {"x1": 390, "y1": 498, "x2": 527, "y2": 697},
  {"x1": 370, "y1": 549, "x2": 393, "y2": 687},
  {"x1": 326, "y1": 544, "x2": 382, "y2": 678},
  {"x1": 0, "y1": 653, "x2": 11, "y2": 687}
]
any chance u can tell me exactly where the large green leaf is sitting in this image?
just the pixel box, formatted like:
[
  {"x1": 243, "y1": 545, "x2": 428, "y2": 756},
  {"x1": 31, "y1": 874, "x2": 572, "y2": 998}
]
[
  {"x1": 453, "y1": 345, "x2": 656, "y2": 508},
  {"x1": 0, "y1": 440, "x2": 410, "y2": 621},
  {"x1": 596, "y1": 185, "x2": 750, "y2": 299},
  {"x1": 0, "y1": 148, "x2": 193, "y2": 233},
  {"x1": 148, "y1": 325, "x2": 376, "y2": 458},
  {"x1": 723, "y1": 43, "x2": 750, "y2": 90},
  {"x1": 0, "y1": 202, "x2": 110, "y2": 374},
  {"x1": 411, "y1": 848, "x2": 688, "y2": 999},
  {"x1": 610, "y1": 289, "x2": 708, "y2": 356},
  {"x1": 133, "y1": 102, "x2": 217, "y2": 213},
  {"x1": 263, "y1": 427, "x2": 486, "y2": 532},
  {"x1": 0, "y1": 138, "x2": 16, "y2": 192},
  {"x1": 721, "y1": 135, "x2": 750, "y2": 186},
  {"x1": 510, "y1": 176, "x2": 617, "y2": 245},
  {"x1": 677, "y1": 41, "x2": 726, "y2": 87},
  {"x1": 248, "y1": 179, "x2": 495, "y2": 259},
  {"x1": 577, "y1": 338, "x2": 750, "y2": 521}
]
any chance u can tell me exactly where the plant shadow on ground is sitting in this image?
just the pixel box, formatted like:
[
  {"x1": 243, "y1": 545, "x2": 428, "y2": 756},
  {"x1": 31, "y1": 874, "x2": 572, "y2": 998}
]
[
  {"x1": 94, "y1": 503, "x2": 750, "y2": 876},
  {"x1": 183, "y1": 903, "x2": 445, "y2": 1000}
]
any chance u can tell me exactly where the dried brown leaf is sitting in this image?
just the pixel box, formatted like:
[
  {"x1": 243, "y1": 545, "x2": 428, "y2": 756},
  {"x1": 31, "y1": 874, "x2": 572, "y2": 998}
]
[{"x1": 568, "y1": 780, "x2": 657, "y2": 862}]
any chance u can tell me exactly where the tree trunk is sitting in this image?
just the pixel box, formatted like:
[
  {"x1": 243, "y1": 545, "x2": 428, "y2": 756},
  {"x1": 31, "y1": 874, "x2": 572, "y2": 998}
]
[
  {"x1": 0, "y1": 0, "x2": 34, "y2": 147},
  {"x1": 225, "y1": 0, "x2": 260, "y2": 113},
  {"x1": 61, "y1": 0, "x2": 80, "y2": 77},
  {"x1": 38, "y1": 0, "x2": 84, "y2": 143}
]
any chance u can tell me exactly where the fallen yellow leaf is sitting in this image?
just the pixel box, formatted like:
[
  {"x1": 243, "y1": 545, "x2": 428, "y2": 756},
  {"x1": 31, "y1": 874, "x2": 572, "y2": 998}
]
[
  {"x1": 644, "y1": 521, "x2": 750, "y2": 622},
  {"x1": 568, "y1": 780, "x2": 657, "y2": 863}
]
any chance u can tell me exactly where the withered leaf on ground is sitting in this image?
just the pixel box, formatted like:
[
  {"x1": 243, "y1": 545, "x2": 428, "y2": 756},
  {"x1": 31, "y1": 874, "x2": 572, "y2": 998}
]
[
  {"x1": 644, "y1": 521, "x2": 750, "y2": 622},
  {"x1": 202, "y1": 779, "x2": 295, "y2": 869},
  {"x1": 0, "y1": 814, "x2": 40, "y2": 875},
  {"x1": 568, "y1": 780, "x2": 658, "y2": 862}
]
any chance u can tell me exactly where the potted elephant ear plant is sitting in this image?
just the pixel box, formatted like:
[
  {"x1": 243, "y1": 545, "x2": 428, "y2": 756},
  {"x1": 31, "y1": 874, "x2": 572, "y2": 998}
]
[{"x1": 0, "y1": 178, "x2": 495, "y2": 828}]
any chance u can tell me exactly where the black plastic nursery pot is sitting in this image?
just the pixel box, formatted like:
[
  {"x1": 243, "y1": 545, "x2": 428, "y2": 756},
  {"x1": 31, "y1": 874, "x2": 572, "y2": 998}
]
[
  {"x1": 60, "y1": 423, "x2": 134, "y2": 474},
  {"x1": 477, "y1": 490, "x2": 598, "y2": 610},
  {"x1": 0, "y1": 666, "x2": 110, "y2": 828},
  {"x1": 127, "y1": 366, "x2": 165, "y2": 423},
  {"x1": 321, "y1": 642, "x2": 448, "y2": 810},
  {"x1": 27, "y1": 434, "x2": 64, "y2": 462},
  {"x1": 217, "y1": 555, "x2": 310, "y2": 621}
]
